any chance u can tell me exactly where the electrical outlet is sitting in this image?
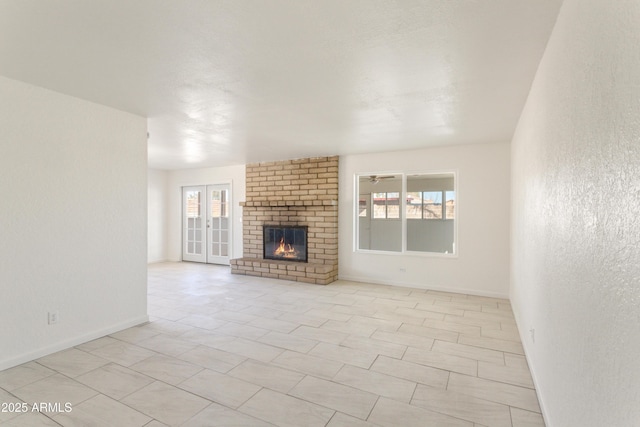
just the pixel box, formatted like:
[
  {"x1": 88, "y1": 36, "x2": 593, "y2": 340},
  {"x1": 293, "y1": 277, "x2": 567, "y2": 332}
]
[
  {"x1": 399, "y1": 267, "x2": 407, "y2": 273},
  {"x1": 48, "y1": 311, "x2": 59, "y2": 325},
  {"x1": 529, "y1": 327, "x2": 535, "y2": 343}
]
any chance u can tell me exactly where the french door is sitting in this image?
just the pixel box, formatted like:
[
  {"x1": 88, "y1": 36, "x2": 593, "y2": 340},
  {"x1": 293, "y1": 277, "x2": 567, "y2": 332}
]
[{"x1": 182, "y1": 184, "x2": 231, "y2": 265}]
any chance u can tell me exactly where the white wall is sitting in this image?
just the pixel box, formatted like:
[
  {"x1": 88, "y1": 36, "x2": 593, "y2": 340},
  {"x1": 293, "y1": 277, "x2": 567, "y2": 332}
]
[
  {"x1": 167, "y1": 165, "x2": 245, "y2": 262},
  {"x1": 340, "y1": 142, "x2": 511, "y2": 297},
  {"x1": 148, "y1": 169, "x2": 169, "y2": 263},
  {"x1": 510, "y1": 1, "x2": 640, "y2": 425},
  {"x1": 0, "y1": 76, "x2": 148, "y2": 370}
]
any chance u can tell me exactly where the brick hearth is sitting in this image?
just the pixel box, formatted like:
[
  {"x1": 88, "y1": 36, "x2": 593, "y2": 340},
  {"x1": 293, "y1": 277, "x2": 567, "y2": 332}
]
[{"x1": 230, "y1": 156, "x2": 339, "y2": 285}]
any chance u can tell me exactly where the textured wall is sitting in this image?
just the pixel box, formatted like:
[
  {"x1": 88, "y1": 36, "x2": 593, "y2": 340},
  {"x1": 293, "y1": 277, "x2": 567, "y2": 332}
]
[
  {"x1": 148, "y1": 169, "x2": 169, "y2": 263},
  {"x1": 0, "y1": 76, "x2": 148, "y2": 370},
  {"x1": 510, "y1": 1, "x2": 640, "y2": 425},
  {"x1": 340, "y1": 142, "x2": 511, "y2": 297}
]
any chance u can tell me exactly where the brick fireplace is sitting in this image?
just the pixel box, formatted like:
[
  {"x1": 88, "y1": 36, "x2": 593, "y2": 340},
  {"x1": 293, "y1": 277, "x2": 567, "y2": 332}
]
[{"x1": 230, "y1": 156, "x2": 339, "y2": 285}]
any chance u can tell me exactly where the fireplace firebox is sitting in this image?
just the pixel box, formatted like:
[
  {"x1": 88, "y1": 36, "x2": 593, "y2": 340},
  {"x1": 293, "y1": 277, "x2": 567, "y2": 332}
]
[{"x1": 263, "y1": 225, "x2": 308, "y2": 262}]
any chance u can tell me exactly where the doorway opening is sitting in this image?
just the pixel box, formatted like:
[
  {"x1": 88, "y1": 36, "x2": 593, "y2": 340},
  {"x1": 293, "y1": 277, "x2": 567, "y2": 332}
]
[{"x1": 182, "y1": 184, "x2": 231, "y2": 265}]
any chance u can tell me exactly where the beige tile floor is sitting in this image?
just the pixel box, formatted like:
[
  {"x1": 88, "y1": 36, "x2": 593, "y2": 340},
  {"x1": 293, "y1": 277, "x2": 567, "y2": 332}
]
[{"x1": 0, "y1": 262, "x2": 545, "y2": 427}]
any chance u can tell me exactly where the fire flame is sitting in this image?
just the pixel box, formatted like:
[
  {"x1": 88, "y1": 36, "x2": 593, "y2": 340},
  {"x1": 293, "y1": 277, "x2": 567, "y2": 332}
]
[{"x1": 274, "y1": 237, "x2": 298, "y2": 258}]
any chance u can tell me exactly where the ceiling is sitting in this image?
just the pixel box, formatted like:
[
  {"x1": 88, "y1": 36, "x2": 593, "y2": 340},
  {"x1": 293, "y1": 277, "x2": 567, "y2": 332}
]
[{"x1": 0, "y1": 0, "x2": 563, "y2": 170}]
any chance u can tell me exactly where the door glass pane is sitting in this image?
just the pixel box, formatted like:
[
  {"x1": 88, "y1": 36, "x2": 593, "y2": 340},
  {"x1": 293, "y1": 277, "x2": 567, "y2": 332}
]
[
  {"x1": 221, "y1": 190, "x2": 228, "y2": 218},
  {"x1": 186, "y1": 191, "x2": 201, "y2": 217},
  {"x1": 211, "y1": 191, "x2": 222, "y2": 218},
  {"x1": 221, "y1": 244, "x2": 228, "y2": 256}
]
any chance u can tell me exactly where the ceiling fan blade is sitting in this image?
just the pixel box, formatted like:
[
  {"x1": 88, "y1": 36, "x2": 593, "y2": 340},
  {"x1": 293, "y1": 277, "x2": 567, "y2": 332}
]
[{"x1": 367, "y1": 175, "x2": 396, "y2": 183}]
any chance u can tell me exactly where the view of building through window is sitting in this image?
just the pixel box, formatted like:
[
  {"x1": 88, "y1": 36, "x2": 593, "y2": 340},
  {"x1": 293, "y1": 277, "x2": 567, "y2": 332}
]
[
  {"x1": 186, "y1": 191, "x2": 201, "y2": 217},
  {"x1": 370, "y1": 191, "x2": 455, "y2": 220},
  {"x1": 210, "y1": 190, "x2": 228, "y2": 218},
  {"x1": 372, "y1": 192, "x2": 400, "y2": 219},
  {"x1": 406, "y1": 191, "x2": 455, "y2": 219}
]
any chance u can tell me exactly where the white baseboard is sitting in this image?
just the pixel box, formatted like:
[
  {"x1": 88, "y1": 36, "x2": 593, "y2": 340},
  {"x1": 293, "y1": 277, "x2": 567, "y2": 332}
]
[
  {"x1": 0, "y1": 315, "x2": 149, "y2": 372},
  {"x1": 510, "y1": 302, "x2": 551, "y2": 426},
  {"x1": 337, "y1": 274, "x2": 509, "y2": 299}
]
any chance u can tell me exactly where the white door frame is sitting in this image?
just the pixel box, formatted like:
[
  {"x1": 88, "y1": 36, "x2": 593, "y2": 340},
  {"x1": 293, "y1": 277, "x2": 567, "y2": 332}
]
[
  {"x1": 182, "y1": 183, "x2": 232, "y2": 265},
  {"x1": 206, "y1": 183, "x2": 232, "y2": 265},
  {"x1": 182, "y1": 186, "x2": 206, "y2": 263}
]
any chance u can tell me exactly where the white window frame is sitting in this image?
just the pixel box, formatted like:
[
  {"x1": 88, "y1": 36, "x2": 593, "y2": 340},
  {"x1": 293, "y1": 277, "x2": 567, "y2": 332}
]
[{"x1": 354, "y1": 171, "x2": 458, "y2": 257}]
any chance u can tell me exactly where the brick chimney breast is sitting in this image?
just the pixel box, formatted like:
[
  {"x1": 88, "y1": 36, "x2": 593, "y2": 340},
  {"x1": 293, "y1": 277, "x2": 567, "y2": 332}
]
[{"x1": 231, "y1": 156, "x2": 338, "y2": 285}]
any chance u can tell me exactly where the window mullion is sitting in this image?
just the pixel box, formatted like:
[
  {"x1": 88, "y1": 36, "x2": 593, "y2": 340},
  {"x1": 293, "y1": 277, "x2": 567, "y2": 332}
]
[
  {"x1": 385, "y1": 192, "x2": 389, "y2": 219},
  {"x1": 401, "y1": 175, "x2": 407, "y2": 252}
]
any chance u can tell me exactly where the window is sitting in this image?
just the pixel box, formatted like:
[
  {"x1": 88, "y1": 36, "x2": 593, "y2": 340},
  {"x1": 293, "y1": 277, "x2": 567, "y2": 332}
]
[
  {"x1": 357, "y1": 172, "x2": 456, "y2": 255},
  {"x1": 445, "y1": 191, "x2": 456, "y2": 219},
  {"x1": 373, "y1": 192, "x2": 400, "y2": 219},
  {"x1": 210, "y1": 189, "x2": 228, "y2": 218},
  {"x1": 358, "y1": 197, "x2": 367, "y2": 217},
  {"x1": 406, "y1": 190, "x2": 456, "y2": 220},
  {"x1": 185, "y1": 191, "x2": 201, "y2": 218}
]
